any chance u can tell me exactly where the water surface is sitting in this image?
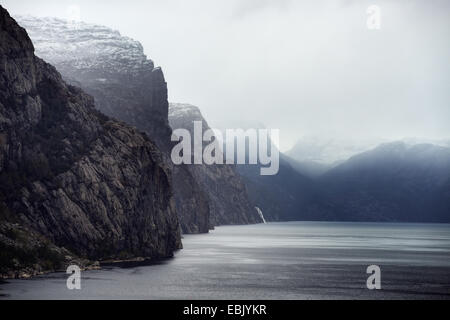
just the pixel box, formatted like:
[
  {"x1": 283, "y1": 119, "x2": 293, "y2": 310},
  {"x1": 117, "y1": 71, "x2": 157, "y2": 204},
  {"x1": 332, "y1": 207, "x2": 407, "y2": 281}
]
[{"x1": 1, "y1": 221, "x2": 450, "y2": 299}]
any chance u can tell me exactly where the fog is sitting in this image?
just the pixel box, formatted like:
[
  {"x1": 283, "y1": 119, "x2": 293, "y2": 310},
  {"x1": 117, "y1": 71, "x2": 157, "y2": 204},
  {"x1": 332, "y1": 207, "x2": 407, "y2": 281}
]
[{"x1": 2, "y1": 0, "x2": 450, "y2": 151}]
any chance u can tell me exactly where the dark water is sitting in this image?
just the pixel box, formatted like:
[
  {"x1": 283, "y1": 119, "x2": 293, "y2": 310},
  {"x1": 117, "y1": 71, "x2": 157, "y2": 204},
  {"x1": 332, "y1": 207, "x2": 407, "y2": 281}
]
[{"x1": 1, "y1": 222, "x2": 450, "y2": 299}]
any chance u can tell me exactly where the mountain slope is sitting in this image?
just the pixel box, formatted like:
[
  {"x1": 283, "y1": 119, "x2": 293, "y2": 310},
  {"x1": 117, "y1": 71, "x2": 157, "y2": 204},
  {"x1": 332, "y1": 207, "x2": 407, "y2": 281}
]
[
  {"x1": 286, "y1": 136, "x2": 381, "y2": 165},
  {"x1": 0, "y1": 6, "x2": 181, "y2": 278},
  {"x1": 310, "y1": 142, "x2": 450, "y2": 222},
  {"x1": 169, "y1": 103, "x2": 262, "y2": 226},
  {"x1": 16, "y1": 16, "x2": 210, "y2": 233},
  {"x1": 237, "y1": 153, "x2": 314, "y2": 221},
  {"x1": 283, "y1": 155, "x2": 330, "y2": 178}
]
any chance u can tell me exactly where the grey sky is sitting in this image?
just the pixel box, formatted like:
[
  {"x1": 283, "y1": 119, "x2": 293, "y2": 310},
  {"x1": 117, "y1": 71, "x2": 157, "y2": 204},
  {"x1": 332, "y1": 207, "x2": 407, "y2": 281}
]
[{"x1": 2, "y1": 0, "x2": 449, "y2": 151}]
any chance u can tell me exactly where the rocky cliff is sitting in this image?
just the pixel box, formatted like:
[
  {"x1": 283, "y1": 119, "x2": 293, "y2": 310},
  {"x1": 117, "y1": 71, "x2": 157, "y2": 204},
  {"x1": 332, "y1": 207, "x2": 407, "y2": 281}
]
[
  {"x1": 169, "y1": 103, "x2": 262, "y2": 226},
  {"x1": 0, "y1": 6, "x2": 181, "y2": 278},
  {"x1": 16, "y1": 16, "x2": 210, "y2": 233}
]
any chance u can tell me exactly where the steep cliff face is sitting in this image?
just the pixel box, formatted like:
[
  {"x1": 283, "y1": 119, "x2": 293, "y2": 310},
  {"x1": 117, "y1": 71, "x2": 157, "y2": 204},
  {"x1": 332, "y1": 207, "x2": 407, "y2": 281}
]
[
  {"x1": 0, "y1": 6, "x2": 181, "y2": 277},
  {"x1": 16, "y1": 16, "x2": 171, "y2": 148},
  {"x1": 16, "y1": 16, "x2": 210, "y2": 233},
  {"x1": 169, "y1": 103, "x2": 262, "y2": 226}
]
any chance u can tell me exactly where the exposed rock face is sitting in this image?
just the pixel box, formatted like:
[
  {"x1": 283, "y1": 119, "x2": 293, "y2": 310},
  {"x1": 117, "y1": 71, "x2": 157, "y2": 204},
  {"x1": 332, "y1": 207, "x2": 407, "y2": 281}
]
[
  {"x1": 169, "y1": 103, "x2": 262, "y2": 226},
  {"x1": 0, "y1": 6, "x2": 181, "y2": 277},
  {"x1": 16, "y1": 16, "x2": 171, "y2": 148},
  {"x1": 16, "y1": 16, "x2": 210, "y2": 233}
]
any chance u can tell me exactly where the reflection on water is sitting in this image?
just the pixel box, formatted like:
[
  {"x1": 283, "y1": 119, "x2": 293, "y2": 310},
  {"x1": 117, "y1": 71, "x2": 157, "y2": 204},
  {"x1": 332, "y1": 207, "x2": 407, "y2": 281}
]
[{"x1": 1, "y1": 222, "x2": 450, "y2": 299}]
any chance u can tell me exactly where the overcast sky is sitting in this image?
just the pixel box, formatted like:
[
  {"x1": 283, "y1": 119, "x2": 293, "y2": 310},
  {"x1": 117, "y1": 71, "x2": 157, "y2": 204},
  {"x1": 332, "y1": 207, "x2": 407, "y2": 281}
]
[{"x1": 2, "y1": 0, "x2": 450, "y2": 151}]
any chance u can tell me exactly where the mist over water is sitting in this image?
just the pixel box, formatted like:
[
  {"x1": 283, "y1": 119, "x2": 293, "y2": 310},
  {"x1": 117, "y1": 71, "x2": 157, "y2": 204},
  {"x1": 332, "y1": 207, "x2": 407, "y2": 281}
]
[{"x1": 2, "y1": 222, "x2": 449, "y2": 300}]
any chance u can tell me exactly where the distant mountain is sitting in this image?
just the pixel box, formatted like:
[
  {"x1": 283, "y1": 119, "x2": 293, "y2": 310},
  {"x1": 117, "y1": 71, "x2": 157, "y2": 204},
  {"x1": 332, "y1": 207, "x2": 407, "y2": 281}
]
[
  {"x1": 234, "y1": 130, "x2": 314, "y2": 222},
  {"x1": 169, "y1": 103, "x2": 262, "y2": 226},
  {"x1": 0, "y1": 6, "x2": 181, "y2": 278},
  {"x1": 309, "y1": 142, "x2": 450, "y2": 222},
  {"x1": 283, "y1": 155, "x2": 330, "y2": 178},
  {"x1": 240, "y1": 140, "x2": 450, "y2": 223},
  {"x1": 286, "y1": 136, "x2": 381, "y2": 165},
  {"x1": 237, "y1": 157, "x2": 314, "y2": 221},
  {"x1": 287, "y1": 135, "x2": 450, "y2": 178},
  {"x1": 168, "y1": 109, "x2": 314, "y2": 222},
  {"x1": 16, "y1": 16, "x2": 210, "y2": 234}
]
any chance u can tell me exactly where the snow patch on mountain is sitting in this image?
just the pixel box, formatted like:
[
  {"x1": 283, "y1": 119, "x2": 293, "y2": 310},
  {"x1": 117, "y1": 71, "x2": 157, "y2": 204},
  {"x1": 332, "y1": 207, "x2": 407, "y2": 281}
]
[{"x1": 15, "y1": 15, "x2": 155, "y2": 77}]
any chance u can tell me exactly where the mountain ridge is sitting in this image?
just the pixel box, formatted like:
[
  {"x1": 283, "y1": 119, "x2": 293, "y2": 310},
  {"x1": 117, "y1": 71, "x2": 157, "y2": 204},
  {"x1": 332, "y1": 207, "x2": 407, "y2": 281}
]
[{"x1": 309, "y1": 141, "x2": 450, "y2": 222}]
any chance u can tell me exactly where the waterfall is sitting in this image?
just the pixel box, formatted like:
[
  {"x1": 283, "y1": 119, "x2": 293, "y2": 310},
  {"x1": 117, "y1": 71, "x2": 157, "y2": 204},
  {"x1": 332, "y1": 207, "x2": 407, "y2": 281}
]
[{"x1": 255, "y1": 207, "x2": 266, "y2": 224}]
